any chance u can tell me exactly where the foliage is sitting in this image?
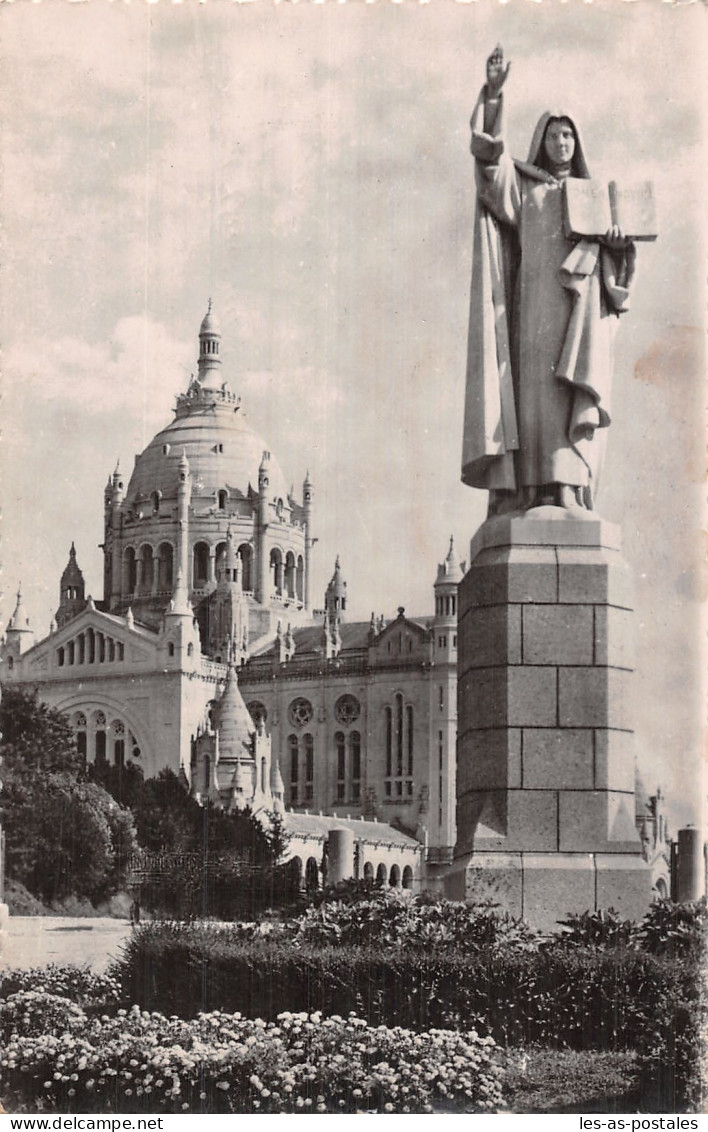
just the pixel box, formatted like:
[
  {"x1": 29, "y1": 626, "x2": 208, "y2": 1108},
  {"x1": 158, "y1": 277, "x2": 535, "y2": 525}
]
[
  {"x1": 115, "y1": 920, "x2": 686, "y2": 1049},
  {"x1": 553, "y1": 901, "x2": 708, "y2": 961},
  {"x1": 634, "y1": 946, "x2": 707, "y2": 1112},
  {"x1": 3, "y1": 772, "x2": 137, "y2": 904},
  {"x1": 553, "y1": 908, "x2": 637, "y2": 951},
  {"x1": 636, "y1": 898, "x2": 708, "y2": 959},
  {"x1": 0, "y1": 687, "x2": 83, "y2": 776},
  {"x1": 0, "y1": 966, "x2": 121, "y2": 1014},
  {"x1": 295, "y1": 889, "x2": 539, "y2": 953},
  {"x1": 0, "y1": 994, "x2": 503, "y2": 1114},
  {"x1": 0, "y1": 688, "x2": 138, "y2": 905},
  {"x1": 86, "y1": 765, "x2": 292, "y2": 918}
]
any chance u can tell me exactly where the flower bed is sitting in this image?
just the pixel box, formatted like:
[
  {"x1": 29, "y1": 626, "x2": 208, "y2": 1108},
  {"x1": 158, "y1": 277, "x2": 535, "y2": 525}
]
[{"x1": 0, "y1": 991, "x2": 504, "y2": 1114}]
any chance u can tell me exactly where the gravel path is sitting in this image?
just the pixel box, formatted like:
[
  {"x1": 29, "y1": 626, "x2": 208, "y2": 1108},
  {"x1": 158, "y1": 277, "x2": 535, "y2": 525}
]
[{"x1": 0, "y1": 916, "x2": 132, "y2": 972}]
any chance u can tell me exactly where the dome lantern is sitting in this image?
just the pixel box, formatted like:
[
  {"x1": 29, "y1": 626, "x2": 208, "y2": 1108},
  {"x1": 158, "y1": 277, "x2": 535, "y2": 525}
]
[{"x1": 197, "y1": 298, "x2": 223, "y2": 388}]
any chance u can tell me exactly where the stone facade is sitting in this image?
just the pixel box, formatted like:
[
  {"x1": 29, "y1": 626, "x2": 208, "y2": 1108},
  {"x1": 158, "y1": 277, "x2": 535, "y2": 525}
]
[{"x1": 0, "y1": 305, "x2": 455, "y2": 893}]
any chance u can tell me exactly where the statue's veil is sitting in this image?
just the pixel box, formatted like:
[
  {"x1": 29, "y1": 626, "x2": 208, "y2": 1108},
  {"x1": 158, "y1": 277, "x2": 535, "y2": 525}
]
[{"x1": 527, "y1": 111, "x2": 591, "y2": 179}]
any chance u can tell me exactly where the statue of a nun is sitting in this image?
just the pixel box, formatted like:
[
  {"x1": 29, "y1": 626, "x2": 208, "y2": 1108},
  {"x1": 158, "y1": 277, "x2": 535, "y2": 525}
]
[{"x1": 461, "y1": 46, "x2": 638, "y2": 514}]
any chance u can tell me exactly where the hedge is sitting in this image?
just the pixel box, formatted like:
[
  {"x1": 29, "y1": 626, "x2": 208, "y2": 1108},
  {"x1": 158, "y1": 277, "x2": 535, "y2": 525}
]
[{"x1": 115, "y1": 922, "x2": 690, "y2": 1051}]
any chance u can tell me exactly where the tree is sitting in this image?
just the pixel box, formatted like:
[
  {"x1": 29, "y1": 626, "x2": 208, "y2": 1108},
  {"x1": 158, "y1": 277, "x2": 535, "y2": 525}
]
[
  {"x1": 0, "y1": 687, "x2": 137, "y2": 904},
  {"x1": 0, "y1": 686, "x2": 83, "y2": 776}
]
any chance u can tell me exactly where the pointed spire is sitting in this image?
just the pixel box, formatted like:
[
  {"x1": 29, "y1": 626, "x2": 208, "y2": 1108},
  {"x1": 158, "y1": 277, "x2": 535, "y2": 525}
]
[
  {"x1": 325, "y1": 554, "x2": 347, "y2": 623},
  {"x1": 436, "y1": 534, "x2": 463, "y2": 585},
  {"x1": 214, "y1": 657, "x2": 255, "y2": 761},
  {"x1": 8, "y1": 585, "x2": 30, "y2": 631}
]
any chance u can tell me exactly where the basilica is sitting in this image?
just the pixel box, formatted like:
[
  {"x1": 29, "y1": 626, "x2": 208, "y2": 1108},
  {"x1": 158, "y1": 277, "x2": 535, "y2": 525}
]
[
  {"x1": 2, "y1": 304, "x2": 674, "y2": 897},
  {"x1": 0, "y1": 305, "x2": 465, "y2": 890}
]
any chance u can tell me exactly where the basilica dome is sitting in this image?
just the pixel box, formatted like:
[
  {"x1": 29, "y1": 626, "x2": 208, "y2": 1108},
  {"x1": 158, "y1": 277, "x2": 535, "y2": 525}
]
[
  {"x1": 125, "y1": 403, "x2": 291, "y2": 508},
  {"x1": 125, "y1": 303, "x2": 291, "y2": 508}
]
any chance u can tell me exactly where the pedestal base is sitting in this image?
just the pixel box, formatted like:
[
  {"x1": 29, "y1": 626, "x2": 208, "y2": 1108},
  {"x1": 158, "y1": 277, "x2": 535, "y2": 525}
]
[
  {"x1": 444, "y1": 851, "x2": 652, "y2": 933},
  {"x1": 453, "y1": 509, "x2": 652, "y2": 929}
]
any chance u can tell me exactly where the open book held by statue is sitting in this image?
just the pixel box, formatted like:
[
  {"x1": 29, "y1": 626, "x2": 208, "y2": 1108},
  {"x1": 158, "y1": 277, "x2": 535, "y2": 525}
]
[{"x1": 461, "y1": 46, "x2": 654, "y2": 515}]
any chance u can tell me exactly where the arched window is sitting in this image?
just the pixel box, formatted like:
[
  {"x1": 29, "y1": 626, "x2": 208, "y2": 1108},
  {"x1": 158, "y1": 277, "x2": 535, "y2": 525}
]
[
  {"x1": 151, "y1": 491, "x2": 160, "y2": 515},
  {"x1": 261, "y1": 757, "x2": 267, "y2": 793},
  {"x1": 270, "y1": 548, "x2": 283, "y2": 595},
  {"x1": 407, "y1": 705, "x2": 414, "y2": 777},
  {"x1": 364, "y1": 862, "x2": 374, "y2": 881},
  {"x1": 78, "y1": 633, "x2": 86, "y2": 665},
  {"x1": 67, "y1": 640, "x2": 75, "y2": 665},
  {"x1": 87, "y1": 628, "x2": 95, "y2": 664},
  {"x1": 112, "y1": 719, "x2": 125, "y2": 767},
  {"x1": 218, "y1": 489, "x2": 227, "y2": 511},
  {"x1": 168, "y1": 641, "x2": 175, "y2": 657},
  {"x1": 389, "y1": 864, "x2": 401, "y2": 888},
  {"x1": 124, "y1": 547, "x2": 137, "y2": 595},
  {"x1": 296, "y1": 555, "x2": 304, "y2": 602},
  {"x1": 57, "y1": 646, "x2": 65, "y2": 667},
  {"x1": 305, "y1": 857, "x2": 319, "y2": 893},
  {"x1": 193, "y1": 542, "x2": 209, "y2": 589},
  {"x1": 288, "y1": 734, "x2": 299, "y2": 805},
  {"x1": 384, "y1": 695, "x2": 414, "y2": 799},
  {"x1": 158, "y1": 543, "x2": 174, "y2": 590},
  {"x1": 396, "y1": 693, "x2": 404, "y2": 777},
  {"x1": 238, "y1": 544, "x2": 253, "y2": 592},
  {"x1": 94, "y1": 712, "x2": 107, "y2": 766},
  {"x1": 376, "y1": 863, "x2": 387, "y2": 886},
  {"x1": 284, "y1": 551, "x2": 296, "y2": 599},
  {"x1": 204, "y1": 755, "x2": 211, "y2": 795},
  {"x1": 304, "y1": 734, "x2": 314, "y2": 801},
  {"x1": 215, "y1": 542, "x2": 227, "y2": 580},
  {"x1": 246, "y1": 701, "x2": 267, "y2": 727},
  {"x1": 335, "y1": 731, "x2": 346, "y2": 802},
  {"x1": 402, "y1": 866, "x2": 413, "y2": 890},
  {"x1": 350, "y1": 731, "x2": 361, "y2": 802},
  {"x1": 140, "y1": 546, "x2": 155, "y2": 593},
  {"x1": 73, "y1": 713, "x2": 87, "y2": 761}
]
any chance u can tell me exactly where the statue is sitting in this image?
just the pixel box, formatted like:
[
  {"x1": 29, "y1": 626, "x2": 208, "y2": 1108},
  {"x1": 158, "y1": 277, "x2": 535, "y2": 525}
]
[{"x1": 461, "y1": 46, "x2": 639, "y2": 515}]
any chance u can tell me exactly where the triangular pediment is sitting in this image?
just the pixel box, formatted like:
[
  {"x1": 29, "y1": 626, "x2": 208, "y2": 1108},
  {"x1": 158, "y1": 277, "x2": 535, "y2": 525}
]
[
  {"x1": 371, "y1": 613, "x2": 430, "y2": 662},
  {"x1": 51, "y1": 606, "x2": 158, "y2": 647},
  {"x1": 15, "y1": 606, "x2": 160, "y2": 676}
]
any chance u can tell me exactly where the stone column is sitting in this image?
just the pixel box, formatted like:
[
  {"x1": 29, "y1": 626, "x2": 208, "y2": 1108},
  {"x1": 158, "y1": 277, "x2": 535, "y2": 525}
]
[{"x1": 445, "y1": 511, "x2": 652, "y2": 932}]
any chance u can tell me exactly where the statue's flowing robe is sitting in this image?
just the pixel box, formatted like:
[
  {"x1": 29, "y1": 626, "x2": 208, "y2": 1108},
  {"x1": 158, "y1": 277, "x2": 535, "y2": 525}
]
[{"x1": 461, "y1": 99, "x2": 635, "y2": 501}]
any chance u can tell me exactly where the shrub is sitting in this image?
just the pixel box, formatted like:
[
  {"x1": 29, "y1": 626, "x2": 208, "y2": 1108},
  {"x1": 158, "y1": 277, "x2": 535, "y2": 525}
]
[
  {"x1": 115, "y1": 921, "x2": 686, "y2": 1051},
  {"x1": 552, "y1": 909, "x2": 637, "y2": 951},
  {"x1": 0, "y1": 998, "x2": 504, "y2": 1114},
  {"x1": 295, "y1": 889, "x2": 539, "y2": 953},
  {"x1": 0, "y1": 991, "x2": 87, "y2": 1042},
  {"x1": 0, "y1": 966, "x2": 121, "y2": 1014},
  {"x1": 637, "y1": 899, "x2": 707, "y2": 959}
]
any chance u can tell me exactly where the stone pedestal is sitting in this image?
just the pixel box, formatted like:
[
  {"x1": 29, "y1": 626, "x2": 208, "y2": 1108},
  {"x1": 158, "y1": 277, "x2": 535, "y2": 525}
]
[{"x1": 445, "y1": 508, "x2": 652, "y2": 932}]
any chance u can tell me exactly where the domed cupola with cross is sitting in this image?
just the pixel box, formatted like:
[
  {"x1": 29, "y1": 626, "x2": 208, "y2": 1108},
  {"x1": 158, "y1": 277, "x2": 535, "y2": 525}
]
[
  {"x1": 100, "y1": 303, "x2": 315, "y2": 652},
  {"x1": 433, "y1": 536, "x2": 464, "y2": 663}
]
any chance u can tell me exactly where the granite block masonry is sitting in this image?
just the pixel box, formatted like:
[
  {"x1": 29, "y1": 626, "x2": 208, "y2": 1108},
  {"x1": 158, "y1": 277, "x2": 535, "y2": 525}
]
[{"x1": 445, "y1": 508, "x2": 652, "y2": 932}]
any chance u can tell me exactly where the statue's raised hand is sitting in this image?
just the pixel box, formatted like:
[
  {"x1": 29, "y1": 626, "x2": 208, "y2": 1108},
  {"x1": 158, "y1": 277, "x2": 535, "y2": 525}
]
[{"x1": 486, "y1": 45, "x2": 510, "y2": 97}]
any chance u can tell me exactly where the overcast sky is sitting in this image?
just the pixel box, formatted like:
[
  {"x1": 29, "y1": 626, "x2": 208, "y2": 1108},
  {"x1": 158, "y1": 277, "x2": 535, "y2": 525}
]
[{"x1": 1, "y1": 0, "x2": 705, "y2": 826}]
